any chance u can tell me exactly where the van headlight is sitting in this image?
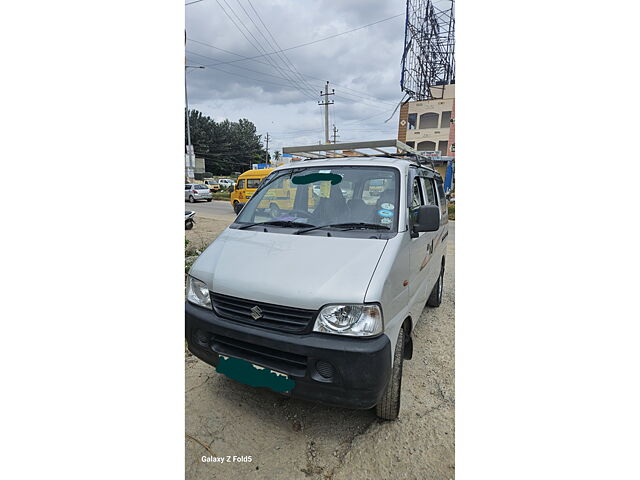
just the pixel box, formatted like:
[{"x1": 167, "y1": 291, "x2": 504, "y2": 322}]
[
  {"x1": 186, "y1": 276, "x2": 211, "y2": 309},
  {"x1": 313, "y1": 304, "x2": 383, "y2": 337}
]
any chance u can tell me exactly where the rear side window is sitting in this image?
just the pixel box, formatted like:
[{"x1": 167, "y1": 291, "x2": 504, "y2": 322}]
[
  {"x1": 185, "y1": 185, "x2": 190, "y2": 190},
  {"x1": 435, "y1": 179, "x2": 447, "y2": 215},
  {"x1": 246, "y1": 178, "x2": 261, "y2": 189},
  {"x1": 421, "y1": 177, "x2": 437, "y2": 205}
]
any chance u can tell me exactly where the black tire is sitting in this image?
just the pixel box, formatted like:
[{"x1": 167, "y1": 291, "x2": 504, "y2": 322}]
[
  {"x1": 233, "y1": 201, "x2": 241, "y2": 214},
  {"x1": 427, "y1": 263, "x2": 444, "y2": 307},
  {"x1": 206, "y1": 198, "x2": 212, "y2": 202},
  {"x1": 185, "y1": 220, "x2": 194, "y2": 230},
  {"x1": 189, "y1": 195, "x2": 195, "y2": 203},
  {"x1": 376, "y1": 327, "x2": 405, "y2": 420}
]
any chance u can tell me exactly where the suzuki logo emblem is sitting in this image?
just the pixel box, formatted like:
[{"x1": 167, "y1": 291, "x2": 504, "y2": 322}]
[{"x1": 250, "y1": 306, "x2": 263, "y2": 320}]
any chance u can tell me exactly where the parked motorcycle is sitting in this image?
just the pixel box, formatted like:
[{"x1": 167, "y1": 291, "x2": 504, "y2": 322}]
[{"x1": 185, "y1": 210, "x2": 196, "y2": 230}]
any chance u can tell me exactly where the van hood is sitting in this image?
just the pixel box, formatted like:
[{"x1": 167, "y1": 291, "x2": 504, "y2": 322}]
[{"x1": 190, "y1": 228, "x2": 387, "y2": 310}]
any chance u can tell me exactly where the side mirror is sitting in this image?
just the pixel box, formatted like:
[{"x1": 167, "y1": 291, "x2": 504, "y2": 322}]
[
  {"x1": 229, "y1": 185, "x2": 235, "y2": 192},
  {"x1": 413, "y1": 205, "x2": 440, "y2": 234}
]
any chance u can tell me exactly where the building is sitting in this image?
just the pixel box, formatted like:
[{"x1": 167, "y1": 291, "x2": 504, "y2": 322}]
[{"x1": 397, "y1": 84, "x2": 455, "y2": 157}]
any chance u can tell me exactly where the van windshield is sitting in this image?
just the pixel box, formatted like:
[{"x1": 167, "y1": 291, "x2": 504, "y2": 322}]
[{"x1": 235, "y1": 166, "x2": 400, "y2": 233}]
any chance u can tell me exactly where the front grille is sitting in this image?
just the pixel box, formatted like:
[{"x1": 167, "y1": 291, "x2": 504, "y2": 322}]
[
  {"x1": 210, "y1": 292, "x2": 317, "y2": 333},
  {"x1": 209, "y1": 333, "x2": 307, "y2": 377}
]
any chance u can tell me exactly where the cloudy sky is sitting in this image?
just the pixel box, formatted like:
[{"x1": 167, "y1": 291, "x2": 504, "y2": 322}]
[{"x1": 185, "y1": 0, "x2": 427, "y2": 156}]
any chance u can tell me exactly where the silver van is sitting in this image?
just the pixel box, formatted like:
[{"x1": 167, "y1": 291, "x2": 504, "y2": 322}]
[{"x1": 185, "y1": 144, "x2": 448, "y2": 420}]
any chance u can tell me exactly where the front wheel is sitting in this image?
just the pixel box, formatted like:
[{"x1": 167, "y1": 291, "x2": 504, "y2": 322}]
[
  {"x1": 233, "y1": 201, "x2": 241, "y2": 214},
  {"x1": 376, "y1": 327, "x2": 405, "y2": 420},
  {"x1": 189, "y1": 195, "x2": 195, "y2": 203},
  {"x1": 185, "y1": 220, "x2": 194, "y2": 230},
  {"x1": 206, "y1": 198, "x2": 212, "y2": 202},
  {"x1": 427, "y1": 263, "x2": 444, "y2": 307}
]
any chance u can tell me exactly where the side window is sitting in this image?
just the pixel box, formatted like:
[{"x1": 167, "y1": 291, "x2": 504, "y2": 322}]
[
  {"x1": 236, "y1": 179, "x2": 245, "y2": 189},
  {"x1": 185, "y1": 185, "x2": 190, "y2": 190},
  {"x1": 409, "y1": 176, "x2": 424, "y2": 226},
  {"x1": 435, "y1": 179, "x2": 447, "y2": 215},
  {"x1": 421, "y1": 177, "x2": 437, "y2": 205},
  {"x1": 411, "y1": 178, "x2": 423, "y2": 208},
  {"x1": 407, "y1": 113, "x2": 417, "y2": 130},
  {"x1": 246, "y1": 178, "x2": 261, "y2": 189}
]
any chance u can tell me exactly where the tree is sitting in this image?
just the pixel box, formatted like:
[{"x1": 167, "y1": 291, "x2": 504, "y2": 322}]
[{"x1": 185, "y1": 110, "x2": 267, "y2": 175}]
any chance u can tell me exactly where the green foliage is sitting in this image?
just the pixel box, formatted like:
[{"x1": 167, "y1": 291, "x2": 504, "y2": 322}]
[
  {"x1": 448, "y1": 203, "x2": 455, "y2": 220},
  {"x1": 186, "y1": 110, "x2": 269, "y2": 176},
  {"x1": 212, "y1": 192, "x2": 231, "y2": 200}
]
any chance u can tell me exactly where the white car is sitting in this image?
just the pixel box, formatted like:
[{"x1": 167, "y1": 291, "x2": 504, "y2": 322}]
[
  {"x1": 217, "y1": 178, "x2": 235, "y2": 189},
  {"x1": 185, "y1": 184, "x2": 213, "y2": 203},
  {"x1": 186, "y1": 151, "x2": 448, "y2": 420}
]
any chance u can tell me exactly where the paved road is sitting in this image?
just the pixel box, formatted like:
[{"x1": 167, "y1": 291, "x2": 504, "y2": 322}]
[
  {"x1": 185, "y1": 199, "x2": 236, "y2": 220},
  {"x1": 185, "y1": 222, "x2": 455, "y2": 479}
]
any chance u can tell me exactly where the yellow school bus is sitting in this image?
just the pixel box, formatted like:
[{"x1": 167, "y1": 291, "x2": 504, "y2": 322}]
[
  {"x1": 231, "y1": 167, "x2": 324, "y2": 216},
  {"x1": 230, "y1": 168, "x2": 274, "y2": 214}
]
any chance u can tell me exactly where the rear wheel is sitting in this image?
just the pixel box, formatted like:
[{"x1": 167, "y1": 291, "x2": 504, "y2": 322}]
[
  {"x1": 427, "y1": 263, "x2": 444, "y2": 307},
  {"x1": 189, "y1": 195, "x2": 195, "y2": 203},
  {"x1": 376, "y1": 327, "x2": 405, "y2": 420}
]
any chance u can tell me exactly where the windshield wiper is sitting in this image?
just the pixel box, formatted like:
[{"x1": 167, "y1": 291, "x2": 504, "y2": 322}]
[
  {"x1": 237, "y1": 220, "x2": 315, "y2": 230},
  {"x1": 294, "y1": 222, "x2": 391, "y2": 235}
]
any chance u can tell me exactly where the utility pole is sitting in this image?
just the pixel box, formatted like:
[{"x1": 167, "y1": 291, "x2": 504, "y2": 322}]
[
  {"x1": 332, "y1": 124, "x2": 339, "y2": 144},
  {"x1": 318, "y1": 81, "x2": 334, "y2": 144},
  {"x1": 264, "y1": 132, "x2": 270, "y2": 165},
  {"x1": 185, "y1": 64, "x2": 204, "y2": 180}
]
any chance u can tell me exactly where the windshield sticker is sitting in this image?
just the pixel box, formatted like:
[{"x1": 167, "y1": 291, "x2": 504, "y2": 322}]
[
  {"x1": 381, "y1": 203, "x2": 394, "y2": 210},
  {"x1": 380, "y1": 217, "x2": 392, "y2": 224},
  {"x1": 378, "y1": 209, "x2": 394, "y2": 218},
  {"x1": 291, "y1": 172, "x2": 342, "y2": 185}
]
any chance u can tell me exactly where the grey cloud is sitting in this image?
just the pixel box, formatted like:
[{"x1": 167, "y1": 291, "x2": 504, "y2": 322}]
[{"x1": 186, "y1": 0, "x2": 407, "y2": 153}]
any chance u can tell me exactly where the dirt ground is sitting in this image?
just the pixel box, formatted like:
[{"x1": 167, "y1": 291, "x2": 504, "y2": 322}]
[
  {"x1": 185, "y1": 216, "x2": 234, "y2": 254},
  {"x1": 185, "y1": 209, "x2": 455, "y2": 480}
]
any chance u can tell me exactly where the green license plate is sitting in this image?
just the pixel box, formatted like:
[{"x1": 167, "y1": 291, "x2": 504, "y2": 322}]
[{"x1": 215, "y1": 355, "x2": 295, "y2": 393}]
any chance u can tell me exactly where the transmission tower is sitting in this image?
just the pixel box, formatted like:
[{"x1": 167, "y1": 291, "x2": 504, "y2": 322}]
[{"x1": 400, "y1": 0, "x2": 455, "y2": 101}]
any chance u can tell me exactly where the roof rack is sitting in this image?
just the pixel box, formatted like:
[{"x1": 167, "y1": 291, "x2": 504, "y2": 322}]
[{"x1": 282, "y1": 139, "x2": 436, "y2": 169}]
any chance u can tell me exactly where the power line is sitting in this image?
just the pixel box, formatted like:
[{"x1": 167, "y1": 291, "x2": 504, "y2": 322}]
[
  {"x1": 214, "y1": 0, "x2": 317, "y2": 101},
  {"x1": 187, "y1": 38, "x2": 399, "y2": 107},
  {"x1": 191, "y1": 12, "x2": 404, "y2": 68},
  {"x1": 186, "y1": 54, "x2": 394, "y2": 112},
  {"x1": 195, "y1": 63, "x2": 301, "y2": 90},
  {"x1": 233, "y1": 0, "x2": 317, "y2": 95},
  {"x1": 244, "y1": 0, "x2": 318, "y2": 95},
  {"x1": 224, "y1": 0, "x2": 317, "y2": 99},
  {"x1": 218, "y1": 0, "x2": 317, "y2": 101}
]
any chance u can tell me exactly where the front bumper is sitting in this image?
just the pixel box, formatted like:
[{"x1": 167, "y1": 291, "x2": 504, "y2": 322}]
[{"x1": 185, "y1": 302, "x2": 391, "y2": 409}]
